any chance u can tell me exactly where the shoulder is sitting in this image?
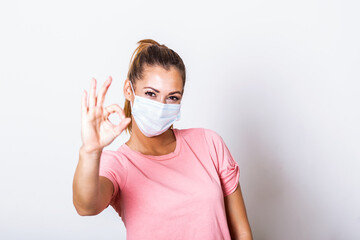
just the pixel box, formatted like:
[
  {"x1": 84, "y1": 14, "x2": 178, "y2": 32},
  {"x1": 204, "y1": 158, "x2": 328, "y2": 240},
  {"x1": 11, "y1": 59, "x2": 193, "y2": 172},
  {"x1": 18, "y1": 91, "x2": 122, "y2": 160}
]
[
  {"x1": 175, "y1": 127, "x2": 219, "y2": 134},
  {"x1": 175, "y1": 127, "x2": 206, "y2": 138},
  {"x1": 101, "y1": 149, "x2": 121, "y2": 159},
  {"x1": 202, "y1": 128, "x2": 222, "y2": 139},
  {"x1": 100, "y1": 149, "x2": 129, "y2": 168},
  {"x1": 99, "y1": 149, "x2": 129, "y2": 189},
  {"x1": 175, "y1": 127, "x2": 223, "y2": 143}
]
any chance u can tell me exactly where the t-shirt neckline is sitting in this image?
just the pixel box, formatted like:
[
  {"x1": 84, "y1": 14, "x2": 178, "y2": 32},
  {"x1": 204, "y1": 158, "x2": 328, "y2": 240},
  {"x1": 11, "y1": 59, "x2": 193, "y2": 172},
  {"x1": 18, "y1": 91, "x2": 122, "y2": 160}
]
[{"x1": 119, "y1": 128, "x2": 182, "y2": 161}]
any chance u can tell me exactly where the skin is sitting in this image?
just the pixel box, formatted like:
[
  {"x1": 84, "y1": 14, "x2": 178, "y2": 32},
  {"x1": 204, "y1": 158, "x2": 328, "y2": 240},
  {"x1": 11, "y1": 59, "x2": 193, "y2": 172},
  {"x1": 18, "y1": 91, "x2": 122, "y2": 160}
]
[
  {"x1": 73, "y1": 75, "x2": 131, "y2": 216},
  {"x1": 72, "y1": 64, "x2": 253, "y2": 239},
  {"x1": 225, "y1": 184, "x2": 253, "y2": 240}
]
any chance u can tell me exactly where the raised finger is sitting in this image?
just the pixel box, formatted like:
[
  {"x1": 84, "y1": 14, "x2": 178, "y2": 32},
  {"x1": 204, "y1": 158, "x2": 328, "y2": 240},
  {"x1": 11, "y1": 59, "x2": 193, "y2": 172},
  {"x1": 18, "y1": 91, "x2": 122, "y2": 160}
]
[
  {"x1": 81, "y1": 89, "x2": 88, "y2": 117},
  {"x1": 88, "y1": 78, "x2": 97, "y2": 108},
  {"x1": 97, "y1": 76, "x2": 112, "y2": 107}
]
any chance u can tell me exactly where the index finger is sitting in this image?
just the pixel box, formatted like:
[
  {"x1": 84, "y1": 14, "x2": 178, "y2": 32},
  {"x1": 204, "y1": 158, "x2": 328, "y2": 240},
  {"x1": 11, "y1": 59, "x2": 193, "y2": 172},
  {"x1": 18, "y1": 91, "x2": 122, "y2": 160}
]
[
  {"x1": 104, "y1": 104, "x2": 126, "y2": 121},
  {"x1": 97, "y1": 76, "x2": 112, "y2": 107}
]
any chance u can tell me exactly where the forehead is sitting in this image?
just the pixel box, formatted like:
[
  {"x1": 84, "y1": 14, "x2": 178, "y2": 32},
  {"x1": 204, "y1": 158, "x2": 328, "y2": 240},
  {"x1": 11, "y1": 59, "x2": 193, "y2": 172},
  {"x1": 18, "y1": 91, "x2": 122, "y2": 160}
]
[{"x1": 139, "y1": 65, "x2": 183, "y2": 90}]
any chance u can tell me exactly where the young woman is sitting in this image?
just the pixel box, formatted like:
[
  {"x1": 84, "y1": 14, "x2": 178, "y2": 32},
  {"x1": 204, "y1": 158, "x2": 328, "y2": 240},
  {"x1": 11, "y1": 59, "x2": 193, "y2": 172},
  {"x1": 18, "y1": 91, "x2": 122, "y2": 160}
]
[{"x1": 73, "y1": 39, "x2": 253, "y2": 240}]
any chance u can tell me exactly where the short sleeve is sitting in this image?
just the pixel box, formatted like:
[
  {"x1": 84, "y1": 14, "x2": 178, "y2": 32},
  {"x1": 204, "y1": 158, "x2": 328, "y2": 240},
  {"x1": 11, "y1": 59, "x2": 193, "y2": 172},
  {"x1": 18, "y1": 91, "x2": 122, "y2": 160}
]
[
  {"x1": 99, "y1": 150, "x2": 128, "y2": 206},
  {"x1": 203, "y1": 128, "x2": 240, "y2": 197}
]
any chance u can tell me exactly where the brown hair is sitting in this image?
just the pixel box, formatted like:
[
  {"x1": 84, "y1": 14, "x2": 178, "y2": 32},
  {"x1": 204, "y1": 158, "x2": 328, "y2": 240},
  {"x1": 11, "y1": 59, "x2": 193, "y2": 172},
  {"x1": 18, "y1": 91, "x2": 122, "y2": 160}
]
[{"x1": 124, "y1": 39, "x2": 186, "y2": 135}]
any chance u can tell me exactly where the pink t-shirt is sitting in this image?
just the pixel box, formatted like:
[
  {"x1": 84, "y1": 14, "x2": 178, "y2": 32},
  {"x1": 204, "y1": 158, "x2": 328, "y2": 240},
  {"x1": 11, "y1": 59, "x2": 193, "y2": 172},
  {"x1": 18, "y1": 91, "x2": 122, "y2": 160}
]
[{"x1": 99, "y1": 127, "x2": 240, "y2": 240}]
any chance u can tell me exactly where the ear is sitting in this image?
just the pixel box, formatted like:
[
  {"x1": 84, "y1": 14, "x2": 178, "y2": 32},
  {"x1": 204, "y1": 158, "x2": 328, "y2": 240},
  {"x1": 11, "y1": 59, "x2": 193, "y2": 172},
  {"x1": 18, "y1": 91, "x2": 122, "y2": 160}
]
[{"x1": 123, "y1": 79, "x2": 133, "y2": 101}]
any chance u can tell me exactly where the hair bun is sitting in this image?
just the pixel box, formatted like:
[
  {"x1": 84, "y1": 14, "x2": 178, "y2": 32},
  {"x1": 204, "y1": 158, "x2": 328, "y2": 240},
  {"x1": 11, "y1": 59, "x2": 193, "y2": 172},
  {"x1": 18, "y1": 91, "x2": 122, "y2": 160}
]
[{"x1": 137, "y1": 39, "x2": 161, "y2": 46}]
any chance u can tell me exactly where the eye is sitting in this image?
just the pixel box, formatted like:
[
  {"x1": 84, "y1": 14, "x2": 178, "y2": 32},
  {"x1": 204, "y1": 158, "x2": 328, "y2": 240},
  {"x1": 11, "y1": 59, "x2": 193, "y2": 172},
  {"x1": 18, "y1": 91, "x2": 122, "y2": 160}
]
[
  {"x1": 169, "y1": 96, "x2": 180, "y2": 101},
  {"x1": 145, "y1": 91, "x2": 156, "y2": 97}
]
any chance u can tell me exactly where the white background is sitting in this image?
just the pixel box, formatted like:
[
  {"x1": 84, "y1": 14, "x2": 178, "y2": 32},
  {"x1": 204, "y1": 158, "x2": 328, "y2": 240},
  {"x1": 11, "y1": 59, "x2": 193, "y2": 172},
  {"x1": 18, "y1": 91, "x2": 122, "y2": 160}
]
[{"x1": 1, "y1": 0, "x2": 359, "y2": 239}]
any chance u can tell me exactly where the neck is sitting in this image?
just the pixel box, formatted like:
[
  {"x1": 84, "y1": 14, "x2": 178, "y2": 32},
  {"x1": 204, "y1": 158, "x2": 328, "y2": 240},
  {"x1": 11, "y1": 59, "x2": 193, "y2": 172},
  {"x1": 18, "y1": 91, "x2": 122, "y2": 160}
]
[{"x1": 126, "y1": 120, "x2": 175, "y2": 155}]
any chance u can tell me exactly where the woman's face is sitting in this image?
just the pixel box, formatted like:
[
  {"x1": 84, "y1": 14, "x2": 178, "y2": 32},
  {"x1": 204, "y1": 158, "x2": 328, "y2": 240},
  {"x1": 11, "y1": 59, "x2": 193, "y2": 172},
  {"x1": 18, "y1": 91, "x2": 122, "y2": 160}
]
[{"x1": 125, "y1": 64, "x2": 184, "y2": 104}]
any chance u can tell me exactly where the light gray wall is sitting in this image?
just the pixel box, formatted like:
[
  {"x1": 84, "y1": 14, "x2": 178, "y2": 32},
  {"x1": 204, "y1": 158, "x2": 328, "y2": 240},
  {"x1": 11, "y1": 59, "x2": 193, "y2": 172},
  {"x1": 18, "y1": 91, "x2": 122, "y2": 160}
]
[{"x1": 0, "y1": 0, "x2": 359, "y2": 239}]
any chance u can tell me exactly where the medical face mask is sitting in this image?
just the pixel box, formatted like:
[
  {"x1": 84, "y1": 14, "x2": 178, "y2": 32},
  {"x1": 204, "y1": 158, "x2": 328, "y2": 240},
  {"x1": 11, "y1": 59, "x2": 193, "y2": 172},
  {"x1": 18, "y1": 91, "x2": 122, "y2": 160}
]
[{"x1": 129, "y1": 81, "x2": 181, "y2": 137}]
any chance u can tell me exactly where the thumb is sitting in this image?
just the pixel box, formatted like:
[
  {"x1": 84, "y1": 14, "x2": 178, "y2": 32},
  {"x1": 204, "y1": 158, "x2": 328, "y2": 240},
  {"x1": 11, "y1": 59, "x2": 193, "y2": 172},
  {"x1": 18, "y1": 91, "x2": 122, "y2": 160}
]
[{"x1": 113, "y1": 118, "x2": 131, "y2": 136}]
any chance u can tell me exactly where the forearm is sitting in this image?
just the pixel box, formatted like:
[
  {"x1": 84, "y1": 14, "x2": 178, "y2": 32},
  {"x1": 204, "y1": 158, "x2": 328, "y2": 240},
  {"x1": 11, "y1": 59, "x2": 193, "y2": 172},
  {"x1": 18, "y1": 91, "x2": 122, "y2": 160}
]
[
  {"x1": 73, "y1": 145, "x2": 103, "y2": 215},
  {"x1": 233, "y1": 232, "x2": 253, "y2": 240},
  {"x1": 229, "y1": 221, "x2": 253, "y2": 240}
]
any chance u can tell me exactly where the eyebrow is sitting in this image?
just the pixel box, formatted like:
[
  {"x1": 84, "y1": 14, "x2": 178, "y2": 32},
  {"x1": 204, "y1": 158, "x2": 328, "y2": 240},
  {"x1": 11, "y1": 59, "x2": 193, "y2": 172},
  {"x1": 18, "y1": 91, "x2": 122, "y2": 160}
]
[{"x1": 144, "y1": 86, "x2": 182, "y2": 95}]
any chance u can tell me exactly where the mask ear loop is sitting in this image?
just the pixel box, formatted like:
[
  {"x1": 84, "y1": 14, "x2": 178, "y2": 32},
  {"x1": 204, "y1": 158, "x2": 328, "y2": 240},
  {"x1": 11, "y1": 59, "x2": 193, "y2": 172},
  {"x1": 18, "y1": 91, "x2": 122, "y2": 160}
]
[{"x1": 129, "y1": 80, "x2": 136, "y2": 109}]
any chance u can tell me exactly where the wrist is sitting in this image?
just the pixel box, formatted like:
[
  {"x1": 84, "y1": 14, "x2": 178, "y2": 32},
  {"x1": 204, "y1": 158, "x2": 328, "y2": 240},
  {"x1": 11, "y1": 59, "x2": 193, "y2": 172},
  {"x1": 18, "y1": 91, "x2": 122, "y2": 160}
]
[{"x1": 80, "y1": 144, "x2": 103, "y2": 155}]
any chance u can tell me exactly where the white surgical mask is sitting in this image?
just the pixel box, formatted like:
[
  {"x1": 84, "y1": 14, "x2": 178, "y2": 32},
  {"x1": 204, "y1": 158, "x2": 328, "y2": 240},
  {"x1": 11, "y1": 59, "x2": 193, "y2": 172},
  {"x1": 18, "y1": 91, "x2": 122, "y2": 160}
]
[{"x1": 129, "y1": 81, "x2": 181, "y2": 137}]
